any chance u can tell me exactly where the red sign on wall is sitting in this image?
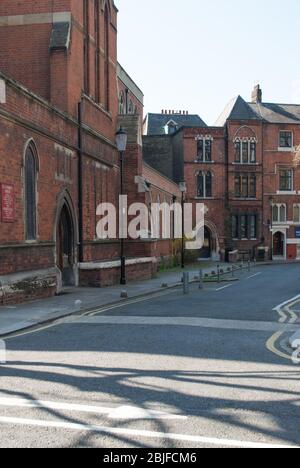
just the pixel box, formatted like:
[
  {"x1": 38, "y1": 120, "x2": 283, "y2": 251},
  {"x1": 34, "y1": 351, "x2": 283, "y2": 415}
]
[{"x1": 1, "y1": 184, "x2": 15, "y2": 222}]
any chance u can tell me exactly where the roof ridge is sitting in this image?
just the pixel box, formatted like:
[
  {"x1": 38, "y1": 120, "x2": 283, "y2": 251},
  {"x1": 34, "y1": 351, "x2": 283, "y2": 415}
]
[{"x1": 249, "y1": 102, "x2": 300, "y2": 107}]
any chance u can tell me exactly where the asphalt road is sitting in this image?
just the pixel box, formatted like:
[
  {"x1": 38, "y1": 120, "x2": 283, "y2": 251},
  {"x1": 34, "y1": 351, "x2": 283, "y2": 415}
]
[{"x1": 0, "y1": 264, "x2": 300, "y2": 448}]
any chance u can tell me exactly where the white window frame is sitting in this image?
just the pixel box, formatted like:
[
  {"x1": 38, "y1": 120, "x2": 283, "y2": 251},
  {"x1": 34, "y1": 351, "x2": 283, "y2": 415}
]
[
  {"x1": 293, "y1": 204, "x2": 300, "y2": 223},
  {"x1": 279, "y1": 130, "x2": 293, "y2": 151},
  {"x1": 234, "y1": 137, "x2": 257, "y2": 164},
  {"x1": 272, "y1": 204, "x2": 287, "y2": 224},
  {"x1": 195, "y1": 135, "x2": 214, "y2": 162}
]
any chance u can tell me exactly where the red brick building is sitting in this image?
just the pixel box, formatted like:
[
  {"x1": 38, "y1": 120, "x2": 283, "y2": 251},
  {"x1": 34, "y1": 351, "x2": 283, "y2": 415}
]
[
  {"x1": 144, "y1": 85, "x2": 300, "y2": 262},
  {"x1": 0, "y1": 1, "x2": 180, "y2": 304}
]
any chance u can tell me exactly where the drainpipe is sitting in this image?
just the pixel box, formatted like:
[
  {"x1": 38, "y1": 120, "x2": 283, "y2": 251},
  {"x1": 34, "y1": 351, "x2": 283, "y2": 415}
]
[
  {"x1": 224, "y1": 124, "x2": 230, "y2": 258},
  {"x1": 125, "y1": 88, "x2": 129, "y2": 114},
  {"x1": 77, "y1": 101, "x2": 84, "y2": 263}
]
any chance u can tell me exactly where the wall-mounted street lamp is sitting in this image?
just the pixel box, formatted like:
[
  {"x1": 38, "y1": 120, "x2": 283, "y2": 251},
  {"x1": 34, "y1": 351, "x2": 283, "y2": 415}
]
[
  {"x1": 179, "y1": 182, "x2": 187, "y2": 269},
  {"x1": 116, "y1": 127, "x2": 128, "y2": 285}
]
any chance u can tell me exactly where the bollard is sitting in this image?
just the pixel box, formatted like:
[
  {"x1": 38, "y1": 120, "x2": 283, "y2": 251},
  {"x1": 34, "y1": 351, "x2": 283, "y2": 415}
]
[
  {"x1": 248, "y1": 260, "x2": 251, "y2": 272},
  {"x1": 0, "y1": 340, "x2": 6, "y2": 365},
  {"x1": 217, "y1": 265, "x2": 220, "y2": 283},
  {"x1": 254, "y1": 258, "x2": 257, "y2": 269},
  {"x1": 183, "y1": 272, "x2": 190, "y2": 295},
  {"x1": 232, "y1": 265, "x2": 235, "y2": 278},
  {"x1": 199, "y1": 270, "x2": 204, "y2": 290}
]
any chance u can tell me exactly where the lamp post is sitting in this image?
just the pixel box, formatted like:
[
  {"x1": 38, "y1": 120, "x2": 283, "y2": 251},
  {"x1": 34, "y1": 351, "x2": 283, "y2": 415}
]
[
  {"x1": 269, "y1": 196, "x2": 274, "y2": 259},
  {"x1": 116, "y1": 127, "x2": 128, "y2": 285},
  {"x1": 179, "y1": 182, "x2": 187, "y2": 269}
]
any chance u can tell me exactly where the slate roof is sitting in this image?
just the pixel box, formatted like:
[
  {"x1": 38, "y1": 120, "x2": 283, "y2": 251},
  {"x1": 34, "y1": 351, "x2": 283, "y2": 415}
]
[
  {"x1": 216, "y1": 95, "x2": 300, "y2": 126},
  {"x1": 215, "y1": 96, "x2": 260, "y2": 126},
  {"x1": 145, "y1": 113, "x2": 207, "y2": 135},
  {"x1": 248, "y1": 102, "x2": 300, "y2": 124}
]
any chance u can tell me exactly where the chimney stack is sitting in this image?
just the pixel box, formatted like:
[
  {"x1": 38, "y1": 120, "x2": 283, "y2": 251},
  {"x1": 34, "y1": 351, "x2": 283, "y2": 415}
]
[{"x1": 252, "y1": 84, "x2": 262, "y2": 104}]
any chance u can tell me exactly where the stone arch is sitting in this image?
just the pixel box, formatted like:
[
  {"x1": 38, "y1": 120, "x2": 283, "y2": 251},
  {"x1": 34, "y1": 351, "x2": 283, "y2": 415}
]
[
  {"x1": 233, "y1": 125, "x2": 258, "y2": 141},
  {"x1": 203, "y1": 219, "x2": 220, "y2": 261},
  {"x1": 54, "y1": 190, "x2": 78, "y2": 288}
]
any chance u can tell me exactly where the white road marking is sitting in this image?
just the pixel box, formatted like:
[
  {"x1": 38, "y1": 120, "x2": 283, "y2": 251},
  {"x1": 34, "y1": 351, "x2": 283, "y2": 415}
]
[
  {"x1": 273, "y1": 295, "x2": 300, "y2": 323},
  {"x1": 247, "y1": 272, "x2": 262, "y2": 279},
  {"x1": 0, "y1": 398, "x2": 186, "y2": 421},
  {"x1": 0, "y1": 416, "x2": 295, "y2": 448},
  {"x1": 73, "y1": 316, "x2": 298, "y2": 332},
  {"x1": 0, "y1": 398, "x2": 184, "y2": 421},
  {"x1": 215, "y1": 284, "x2": 233, "y2": 291}
]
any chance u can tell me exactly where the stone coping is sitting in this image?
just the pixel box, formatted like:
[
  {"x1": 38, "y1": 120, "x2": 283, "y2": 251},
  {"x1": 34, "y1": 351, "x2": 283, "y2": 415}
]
[{"x1": 79, "y1": 257, "x2": 157, "y2": 270}]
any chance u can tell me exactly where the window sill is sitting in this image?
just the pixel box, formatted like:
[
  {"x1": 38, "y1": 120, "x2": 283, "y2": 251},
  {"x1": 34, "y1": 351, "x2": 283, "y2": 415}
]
[
  {"x1": 195, "y1": 197, "x2": 215, "y2": 200},
  {"x1": 194, "y1": 160, "x2": 215, "y2": 164},
  {"x1": 232, "y1": 162, "x2": 258, "y2": 166},
  {"x1": 276, "y1": 191, "x2": 296, "y2": 195},
  {"x1": 233, "y1": 198, "x2": 257, "y2": 201},
  {"x1": 278, "y1": 147, "x2": 293, "y2": 152}
]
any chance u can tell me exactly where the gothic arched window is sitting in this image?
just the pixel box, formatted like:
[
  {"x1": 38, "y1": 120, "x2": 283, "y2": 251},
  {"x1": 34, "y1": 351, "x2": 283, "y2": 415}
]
[
  {"x1": 94, "y1": 0, "x2": 100, "y2": 102},
  {"x1": 119, "y1": 91, "x2": 125, "y2": 114},
  {"x1": 25, "y1": 143, "x2": 38, "y2": 240},
  {"x1": 104, "y1": 4, "x2": 110, "y2": 110}
]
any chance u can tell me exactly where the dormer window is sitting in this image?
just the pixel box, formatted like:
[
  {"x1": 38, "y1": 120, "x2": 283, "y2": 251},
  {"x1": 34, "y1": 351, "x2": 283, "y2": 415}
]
[
  {"x1": 196, "y1": 136, "x2": 213, "y2": 162},
  {"x1": 164, "y1": 120, "x2": 178, "y2": 135}
]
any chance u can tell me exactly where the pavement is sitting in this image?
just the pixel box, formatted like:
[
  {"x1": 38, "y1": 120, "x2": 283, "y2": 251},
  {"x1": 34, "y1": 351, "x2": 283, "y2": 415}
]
[
  {"x1": 0, "y1": 263, "x2": 300, "y2": 448},
  {"x1": 0, "y1": 262, "x2": 229, "y2": 337}
]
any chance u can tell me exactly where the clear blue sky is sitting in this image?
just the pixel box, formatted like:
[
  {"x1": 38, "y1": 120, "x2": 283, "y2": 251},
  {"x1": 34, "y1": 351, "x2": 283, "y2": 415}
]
[{"x1": 116, "y1": 0, "x2": 300, "y2": 125}]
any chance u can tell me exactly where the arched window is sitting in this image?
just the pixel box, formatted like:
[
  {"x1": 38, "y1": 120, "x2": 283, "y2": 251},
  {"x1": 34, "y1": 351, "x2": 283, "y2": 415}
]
[
  {"x1": 206, "y1": 171, "x2": 212, "y2": 198},
  {"x1": 25, "y1": 144, "x2": 38, "y2": 240},
  {"x1": 83, "y1": 0, "x2": 90, "y2": 94},
  {"x1": 234, "y1": 138, "x2": 257, "y2": 164},
  {"x1": 104, "y1": 4, "x2": 110, "y2": 110},
  {"x1": 128, "y1": 100, "x2": 134, "y2": 114},
  {"x1": 197, "y1": 172, "x2": 204, "y2": 198},
  {"x1": 272, "y1": 204, "x2": 286, "y2": 223},
  {"x1": 94, "y1": 0, "x2": 100, "y2": 102},
  {"x1": 197, "y1": 171, "x2": 212, "y2": 198},
  {"x1": 119, "y1": 91, "x2": 125, "y2": 114}
]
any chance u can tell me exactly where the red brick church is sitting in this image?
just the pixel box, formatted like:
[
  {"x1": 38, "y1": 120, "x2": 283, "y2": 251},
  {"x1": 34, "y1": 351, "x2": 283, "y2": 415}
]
[{"x1": 0, "y1": 0, "x2": 180, "y2": 304}]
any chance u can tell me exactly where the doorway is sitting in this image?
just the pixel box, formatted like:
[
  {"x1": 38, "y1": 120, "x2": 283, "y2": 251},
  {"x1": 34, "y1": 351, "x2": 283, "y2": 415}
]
[
  {"x1": 57, "y1": 204, "x2": 75, "y2": 286},
  {"x1": 273, "y1": 231, "x2": 285, "y2": 257},
  {"x1": 199, "y1": 226, "x2": 212, "y2": 259}
]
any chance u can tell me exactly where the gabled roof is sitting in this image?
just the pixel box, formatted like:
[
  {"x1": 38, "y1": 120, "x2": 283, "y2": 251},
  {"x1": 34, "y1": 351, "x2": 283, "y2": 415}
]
[
  {"x1": 216, "y1": 95, "x2": 300, "y2": 126},
  {"x1": 215, "y1": 96, "x2": 260, "y2": 126},
  {"x1": 145, "y1": 113, "x2": 207, "y2": 135}
]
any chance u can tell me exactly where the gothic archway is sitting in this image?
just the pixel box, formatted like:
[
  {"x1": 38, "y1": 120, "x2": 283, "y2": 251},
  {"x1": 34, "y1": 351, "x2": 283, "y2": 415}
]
[
  {"x1": 54, "y1": 193, "x2": 78, "y2": 288},
  {"x1": 198, "y1": 221, "x2": 220, "y2": 261}
]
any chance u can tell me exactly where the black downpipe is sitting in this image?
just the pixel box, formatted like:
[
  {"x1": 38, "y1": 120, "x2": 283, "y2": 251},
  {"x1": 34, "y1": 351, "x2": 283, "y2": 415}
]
[{"x1": 77, "y1": 101, "x2": 84, "y2": 263}]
